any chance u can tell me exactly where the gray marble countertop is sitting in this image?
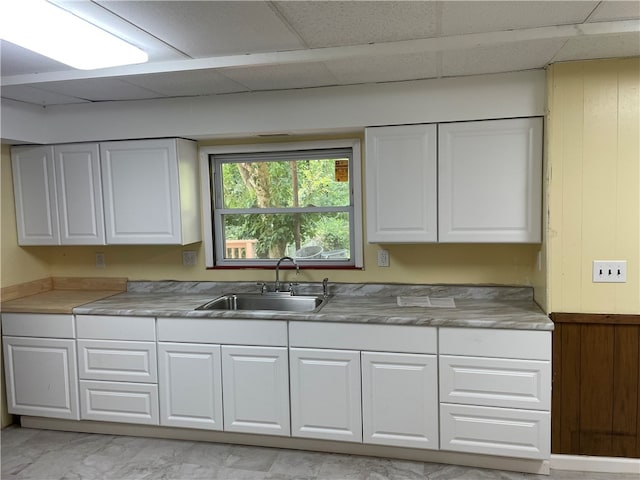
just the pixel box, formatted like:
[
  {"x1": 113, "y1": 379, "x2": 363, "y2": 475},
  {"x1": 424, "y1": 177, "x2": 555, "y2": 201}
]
[{"x1": 73, "y1": 282, "x2": 553, "y2": 331}]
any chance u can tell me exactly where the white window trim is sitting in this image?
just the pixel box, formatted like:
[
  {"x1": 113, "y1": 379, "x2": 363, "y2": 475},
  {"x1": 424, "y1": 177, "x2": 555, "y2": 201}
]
[{"x1": 199, "y1": 139, "x2": 363, "y2": 268}]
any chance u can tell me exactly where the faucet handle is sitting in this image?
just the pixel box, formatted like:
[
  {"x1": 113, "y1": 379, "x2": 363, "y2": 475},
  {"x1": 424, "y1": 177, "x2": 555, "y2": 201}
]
[
  {"x1": 288, "y1": 282, "x2": 299, "y2": 296},
  {"x1": 256, "y1": 282, "x2": 268, "y2": 294},
  {"x1": 322, "y1": 277, "x2": 329, "y2": 297}
]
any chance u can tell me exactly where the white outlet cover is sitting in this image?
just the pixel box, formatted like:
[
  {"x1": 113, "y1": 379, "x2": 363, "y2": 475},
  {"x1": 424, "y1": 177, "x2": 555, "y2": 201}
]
[
  {"x1": 183, "y1": 251, "x2": 197, "y2": 266},
  {"x1": 592, "y1": 260, "x2": 627, "y2": 283}
]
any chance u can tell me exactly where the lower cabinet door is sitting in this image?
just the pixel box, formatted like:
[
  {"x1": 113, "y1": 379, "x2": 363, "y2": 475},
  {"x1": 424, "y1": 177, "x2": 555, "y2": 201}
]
[
  {"x1": 3, "y1": 336, "x2": 79, "y2": 420},
  {"x1": 440, "y1": 403, "x2": 550, "y2": 459},
  {"x1": 80, "y1": 380, "x2": 159, "y2": 425},
  {"x1": 290, "y1": 347, "x2": 362, "y2": 442},
  {"x1": 157, "y1": 342, "x2": 223, "y2": 430},
  {"x1": 362, "y1": 351, "x2": 438, "y2": 449},
  {"x1": 221, "y1": 345, "x2": 290, "y2": 436}
]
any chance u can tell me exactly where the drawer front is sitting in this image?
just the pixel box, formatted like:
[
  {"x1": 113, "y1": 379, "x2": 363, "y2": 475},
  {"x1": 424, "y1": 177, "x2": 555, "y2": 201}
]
[
  {"x1": 78, "y1": 340, "x2": 157, "y2": 383},
  {"x1": 289, "y1": 322, "x2": 437, "y2": 354},
  {"x1": 439, "y1": 328, "x2": 551, "y2": 360},
  {"x1": 80, "y1": 380, "x2": 159, "y2": 425},
  {"x1": 1, "y1": 313, "x2": 75, "y2": 338},
  {"x1": 76, "y1": 315, "x2": 155, "y2": 341},
  {"x1": 440, "y1": 403, "x2": 550, "y2": 460},
  {"x1": 440, "y1": 355, "x2": 551, "y2": 410},
  {"x1": 157, "y1": 318, "x2": 287, "y2": 346}
]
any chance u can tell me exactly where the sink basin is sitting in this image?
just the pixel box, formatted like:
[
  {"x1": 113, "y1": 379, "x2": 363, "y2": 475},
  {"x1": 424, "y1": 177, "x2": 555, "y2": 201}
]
[{"x1": 196, "y1": 293, "x2": 327, "y2": 313}]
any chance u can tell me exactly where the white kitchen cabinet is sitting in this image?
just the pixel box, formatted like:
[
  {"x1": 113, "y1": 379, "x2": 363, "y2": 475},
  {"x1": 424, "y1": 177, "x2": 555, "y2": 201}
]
[
  {"x1": 364, "y1": 117, "x2": 542, "y2": 244},
  {"x1": 157, "y1": 342, "x2": 223, "y2": 430},
  {"x1": 439, "y1": 327, "x2": 551, "y2": 460},
  {"x1": 80, "y1": 380, "x2": 159, "y2": 425},
  {"x1": 76, "y1": 315, "x2": 159, "y2": 425},
  {"x1": 365, "y1": 124, "x2": 437, "y2": 243},
  {"x1": 11, "y1": 144, "x2": 106, "y2": 245},
  {"x1": 2, "y1": 313, "x2": 79, "y2": 420},
  {"x1": 290, "y1": 347, "x2": 362, "y2": 442},
  {"x1": 438, "y1": 118, "x2": 542, "y2": 242},
  {"x1": 100, "y1": 138, "x2": 200, "y2": 245},
  {"x1": 221, "y1": 345, "x2": 290, "y2": 436},
  {"x1": 11, "y1": 145, "x2": 59, "y2": 245},
  {"x1": 361, "y1": 351, "x2": 438, "y2": 449},
  {"x1": 53, "y1": 143, "x2": 105, "y2": 245}
]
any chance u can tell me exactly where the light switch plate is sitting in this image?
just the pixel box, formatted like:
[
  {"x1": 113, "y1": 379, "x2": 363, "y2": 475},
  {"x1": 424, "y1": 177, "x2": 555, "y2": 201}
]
[{"x1": 593, "y1": 260, "x2": 627, "y2": 283}]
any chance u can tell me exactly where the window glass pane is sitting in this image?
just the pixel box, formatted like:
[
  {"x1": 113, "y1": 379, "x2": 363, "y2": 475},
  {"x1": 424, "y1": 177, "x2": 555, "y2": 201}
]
[
  {"x1": 221, "y1": 158, "x2": 350, "y2": 209},
  {"x1": 222, "y1": 212, "x2": 351, "y2": 260}
]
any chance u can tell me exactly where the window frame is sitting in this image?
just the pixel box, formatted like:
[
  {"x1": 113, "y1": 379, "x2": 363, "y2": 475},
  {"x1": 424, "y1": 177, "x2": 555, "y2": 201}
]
[{"x1": 199, "y1": 139, "x2": 363, "y2": 268}]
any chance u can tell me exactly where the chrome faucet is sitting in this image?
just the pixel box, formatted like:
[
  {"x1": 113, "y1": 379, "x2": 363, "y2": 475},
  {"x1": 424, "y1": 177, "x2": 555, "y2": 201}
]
[{"x1": 275, "y1": 256, "x2": 299, "y2": 292}]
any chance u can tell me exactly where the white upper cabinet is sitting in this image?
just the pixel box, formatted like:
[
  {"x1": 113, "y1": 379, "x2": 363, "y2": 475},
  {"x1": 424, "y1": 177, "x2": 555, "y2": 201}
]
[
  {"x1": 53, "y1": 143, "x2": 106, "y2": 245},
  {"x1": 365, "y1": 118, "x2": 542, "y2": 243},
  {"x1": 365, "y1": 124, "x2": 438, "y2": 243},
  {"x1": 438, "y1": 118, "x2": 543, "y2": 243},
  {"x1": 100, "y1": 138, "x2": 201, "y2": 245},
  {"x1": 11, "y1": 145, "x2": 59, "y2": 245}
]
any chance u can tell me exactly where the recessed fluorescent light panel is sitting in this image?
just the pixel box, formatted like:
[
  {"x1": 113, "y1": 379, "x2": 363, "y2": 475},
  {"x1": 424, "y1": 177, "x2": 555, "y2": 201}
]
[{"x1": 0, "y1": 0, "x2": 148, "y2": 70}]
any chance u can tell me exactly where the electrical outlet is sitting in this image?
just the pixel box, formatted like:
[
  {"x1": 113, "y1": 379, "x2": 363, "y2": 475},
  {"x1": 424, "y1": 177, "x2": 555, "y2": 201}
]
[
  {"x1": 593, "y1": 260, "x2": 627, "y2": 283},
  {"x1": 95, "y1": 252, "x2": 105, "y2": 269},
  {"x1": 182, "y1": 251, "x2": 197, "y2": 266},
  {"x1": 377, "y1": 249, "x2": 390, "y2": 267}
]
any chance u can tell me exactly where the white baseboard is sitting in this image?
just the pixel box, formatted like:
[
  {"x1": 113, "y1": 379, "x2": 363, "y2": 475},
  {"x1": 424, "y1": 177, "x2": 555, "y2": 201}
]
[{"x1": 551, "y1": 454, "x2": 640, "y2": 474}]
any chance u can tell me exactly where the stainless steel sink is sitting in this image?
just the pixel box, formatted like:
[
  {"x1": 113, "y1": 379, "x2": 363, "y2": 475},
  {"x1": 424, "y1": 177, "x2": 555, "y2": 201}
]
[{"x1": 196, "y1": 293, "x2": 327, "y2": 313}]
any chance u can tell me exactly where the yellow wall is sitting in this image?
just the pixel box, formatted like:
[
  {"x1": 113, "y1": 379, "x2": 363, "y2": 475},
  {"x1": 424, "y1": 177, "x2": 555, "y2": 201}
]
[{"x1": 547, "y1": 58, "x2": 640, "y2": 314}]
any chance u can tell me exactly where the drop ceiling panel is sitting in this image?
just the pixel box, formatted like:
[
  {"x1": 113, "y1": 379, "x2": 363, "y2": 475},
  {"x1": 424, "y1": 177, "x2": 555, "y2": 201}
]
[
  {"x1": 33, "y1": 78, "x2": 164, "y2": 102},
  {"x1": 440, "y1": 1, "x2": 598, "y2": 35},
  {"x1": 0, "y1": 41, "x2": 72, "y2": 77},
  {"x1": 587, "y1": 1, "x2": 640, "y2": 22},
  {"x1": 553, "y1": 32, "x2": 640, "y2": 61},
  {"x1": 96, "y1": 1, "x2": 305, "y2": 57},
  {"x1": 273, "y1": 1, "x2": 439, "y2": 48},
  {"x1": 0, "y1": 85, "x2": 90, "y2": 106},
  {"x1": 325, "y1": 52, "x2": 440, "y2": 84},
  {"x1": 121, "y1": 70, "x2": 250, "y2": 96},
  {"x1": 442, "y1": 39, "x2": 567, "y2": 77},
  {"x1": 221, "y1": 63, "x2": 338, "y2": 91}
]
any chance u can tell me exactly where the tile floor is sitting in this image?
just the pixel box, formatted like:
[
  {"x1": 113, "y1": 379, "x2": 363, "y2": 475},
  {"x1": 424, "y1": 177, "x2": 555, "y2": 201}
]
[{"x1": 1, "y1": 426, "x2": 638, "y2": 480}]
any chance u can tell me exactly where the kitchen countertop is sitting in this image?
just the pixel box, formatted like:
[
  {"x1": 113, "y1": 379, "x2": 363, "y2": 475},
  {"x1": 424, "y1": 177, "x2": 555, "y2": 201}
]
[
  {"x1": 72, "y1": 281, "x2": 553, "y2": 331},
  {"x1": 1, "y1": 277, "x2": 128, "y2": 314}
]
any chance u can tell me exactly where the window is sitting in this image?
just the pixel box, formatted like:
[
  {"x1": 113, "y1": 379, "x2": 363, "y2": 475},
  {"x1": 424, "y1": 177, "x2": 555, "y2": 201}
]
[{"x1": 200, "y1": 140, "x2": 363, "y2": 268}]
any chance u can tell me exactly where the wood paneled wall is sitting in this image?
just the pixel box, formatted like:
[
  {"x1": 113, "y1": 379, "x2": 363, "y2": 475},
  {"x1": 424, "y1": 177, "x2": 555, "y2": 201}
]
[
  {"x1": 547, "y1": 58, "x2": 640, "y2": 314},
  {"x1": 552, "y1": 313, "x2": 640, "y2": 457}
]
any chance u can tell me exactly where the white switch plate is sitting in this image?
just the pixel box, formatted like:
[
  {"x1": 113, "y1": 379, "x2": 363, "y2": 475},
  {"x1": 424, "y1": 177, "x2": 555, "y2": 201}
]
[
  {"x1": 592, "y1": 260, "x2": 627, "y2": 283},
  {"x1": 182, "y1": 250, "x2": 197, "y2": 266},
  {"x1": 95, "y1": 252, "x2": 105, "y2": 269},
  {"x1": 377, "y1": 249, "x2": 389, "y2": 267}
]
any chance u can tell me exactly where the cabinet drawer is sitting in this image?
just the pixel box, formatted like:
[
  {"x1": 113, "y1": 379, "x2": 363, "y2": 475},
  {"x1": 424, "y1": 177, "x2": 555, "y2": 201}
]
[
  {"x1": 77, "y1": 340, "x2": 157, "y2": 383},
  {"x1": 76, "y1": 315, "x2": 155, "y2": 341},
  {"x1": 440, "y1": 403, "x2": 550, "y2": 460},
  {"x1": 440, "y1": 355, "x2": 550, "y2": 410},
  {"x1": 289, "y1": 322, "x2": 437, "y2": 354},
  {"x1": 80, "y1": 380, "x2": 158, "y2": 425},
  {"x1": 157, "y1": 318, "x2": 287, "y2": 346},
  {"x1": 439, "y1": 328, "x2": 550, "y2": 360},
  {"x1": 1, "y1": 313, "x2": 75, "y2": 338}
]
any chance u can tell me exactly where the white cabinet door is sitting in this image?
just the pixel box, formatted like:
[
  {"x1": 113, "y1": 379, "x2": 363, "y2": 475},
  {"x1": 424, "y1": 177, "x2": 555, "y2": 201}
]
[
  {"x1": 157, "y1": 342, "x2": 223, "y2": 430},
  {"x1": 221, "y1": 345, "x2": 290, "y2": 436},
  {"x1": 361, "y1": 351, "x2": 438, "y2": 449},
  {"x1": 3, "y1": 336, "x2": 79, "y2": 420},
  {"x1": 365, "y1": 124, "x2": 437, "y2": 243},
  {"x1": 440, "y1": 403, "x2": 550, "y2": 459},
  {"x1": 53, "y1": 143, "x2": 105, "y2": 245},
  {"x1": 438, "y1": 117, "x2": 542, "y2": 242},
  {"x1": 11, "y1": 145, "x2": 59, "y2": 245},
  {"x1": 100, "y1": 138, "x2": 200, "y2": 245},
  {"x1": 290, "y1": 348, "x2": 361, "y2": 442}
]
